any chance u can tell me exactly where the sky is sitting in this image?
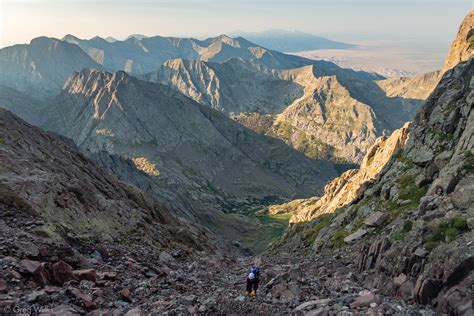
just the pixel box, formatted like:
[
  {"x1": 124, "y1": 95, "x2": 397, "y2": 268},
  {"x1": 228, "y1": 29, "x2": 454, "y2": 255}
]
[{"x1": 0, "y1": 0, "x2": 472, "y2": 48}]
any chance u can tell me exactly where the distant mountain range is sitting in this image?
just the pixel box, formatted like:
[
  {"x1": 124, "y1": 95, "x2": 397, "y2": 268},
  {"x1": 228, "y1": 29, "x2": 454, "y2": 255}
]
[
  {"x1": 231, "y1": 30, "x2": 356, "y2": 52},
  {"x1": 0, "y1": 32, "x2": 441, "y2": 240},
  {"x1": 0, "y1": 33, "x2": 440, "y2": 165},
  {"x1": 61, "y1": 34, "x2": 315, "y2": 74}
]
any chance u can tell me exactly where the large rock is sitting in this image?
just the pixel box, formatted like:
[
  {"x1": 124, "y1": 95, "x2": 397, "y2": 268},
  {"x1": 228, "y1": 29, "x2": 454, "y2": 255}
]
[
  {"x1": 344, "y1": 229, "x2": 367, "y2": 243},
  {"x1": 52, "y1": 261, "x2": 74, "y2": 285},
  {"x1": 350, "y1": 292, "x2": 379, "y2": 309},
  {"x1": 73, "y1": 269, "x2": 97, "y2": 282},
  {"x1": 20, "y1": 259, "x2": 41, "y2": 274},
  {"x1": 363, "y1": 212, "x2": 389, "y2": 227}
]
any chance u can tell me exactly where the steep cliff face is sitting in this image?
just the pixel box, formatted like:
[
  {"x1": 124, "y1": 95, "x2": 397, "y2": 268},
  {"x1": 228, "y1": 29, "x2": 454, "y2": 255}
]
[
  {"x1": 277, "y1": 59, "x2": 473, "y2": 314},
  {"x1": 273, "y1": 12, "x2": 473, "y2": 313},
  {"x1": 234, "y1": 65, "x2": 436, "y2": 163},
  {"x1": 154, "y1": 56, "x2": 435, "y2": 164},
  {"x1": 0, "y1": 37, "x2": 101, "y2": 97},
  {"x1": 0, "y1": 85, "x2": 46, "y2": 126},
  {"x1": 270, "y1": 123, "x2": 410, "y2": 224},
  {"x1": 143, "y1": 58, "x2": 303, "y2": 114}
]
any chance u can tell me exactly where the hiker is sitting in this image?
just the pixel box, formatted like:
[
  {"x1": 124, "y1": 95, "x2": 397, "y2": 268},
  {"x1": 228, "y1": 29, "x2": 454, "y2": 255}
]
[{"x1": 245, "y1": 265, "x2": 260, "y2": 297}]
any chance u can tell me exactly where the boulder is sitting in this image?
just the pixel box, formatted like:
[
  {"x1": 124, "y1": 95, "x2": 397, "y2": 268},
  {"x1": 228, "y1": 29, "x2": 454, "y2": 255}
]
[
  {"x1": 414, "y1": 277, "x2": 443, "y2": 305},
  {"x1": 467, "y1": 217, "x2": 474, "y2": 230},
  {"x1": 414, "y1": 247, "x2": 428, "y2": 258},
  {"x1": 68, "y1": 288, "x2": 97, "y2": 310},
  {"x1": 73, "y1": 269, "x2": 97, "y2": 282},
  {"x1": 293, "y1": 299, "x2": 332, "y2": 312},
  {"x1": 344, "y1": 229, "x2": 367, "y2": 243},
  {"x1": 399, "y1": 280, "x2": 415, "y2": 300},
  {"x1": 350, "y1": 293, "x2": 378, "y2": 309},
  {"x1": 52, "y1": 261, "x2": 74, "y2": 285},
  {"x1": 36, "y1": 263, "x2": 54, "y2": 285},
  {"x1": 20, "y1": 259, "x2": 41, "y2": 274},
  {"x1": 120, "y1": 288, "x2": 132, "y2": 302},
  {"x1": 363, "y1": 212, "x2": 389, "y2": 227},
  {"x1": 98, "y1": 271, "x2": 117, "y2": 280},
  {"x1": 393, "y1": 274, "x2": 407, "y2": 286}
]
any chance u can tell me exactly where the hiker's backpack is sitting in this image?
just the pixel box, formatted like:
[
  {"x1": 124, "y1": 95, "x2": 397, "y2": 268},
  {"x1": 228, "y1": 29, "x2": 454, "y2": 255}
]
[{"x1": 250, "y1": 267, "x2": 260, "y2": 278}]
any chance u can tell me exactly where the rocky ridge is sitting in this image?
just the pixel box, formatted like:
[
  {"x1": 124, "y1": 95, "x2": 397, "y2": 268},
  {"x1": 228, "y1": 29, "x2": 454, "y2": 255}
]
[
  {"x1": 274, "y1": 57, "x2": 473, "y2": 315},
  {"x1": 62, "y1": 34, "x2": 316, "y2": 74},
  {"x1": 269, "y1": 123, "x2": 410, "y2": 224},
  {"x1": 0, "y1": 37, "x2": 101, "y2": 97},
  {"x1": 234, "y1": 64, "x2": 438, "y2": 163},
  {"x1": 146, "y1": 54, "x2": 437, "y2": 164},
  {"x1": 143, "y1": 58, "x2": 303, "y2": 114},
  {"x1": 443, "y1": 10, "x2": 473, "y2": 72}
]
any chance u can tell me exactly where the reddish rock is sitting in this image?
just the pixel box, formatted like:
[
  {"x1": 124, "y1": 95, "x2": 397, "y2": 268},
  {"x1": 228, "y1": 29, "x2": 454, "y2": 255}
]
[
  {"x1": 0, "y1": 279, "x2": 7, "y2": 293},
  {"x1": 20, "y1": 259, "x2": 41, "y2": 274},
  {"x1": 92, "y1": 289, "x2": 104, "y2": 297},
  {"x1": 36, "y1": 263, "x2": 54, "y2": 286},
  {"x1": 44, "y1": 286, "x2": 61, "y2": 294},
  {"x1": 9, "y1": 270, "x2": 21, "y2": 279},
  {"x1": 69, "y1": 288, "x2": 97, "y2": 310},
  {"x1": 52, "y1": 261, "x2": 74, "y2": 285},
  {"x1": 39, "y1": 247, "x2": 50, "y2": 257},
  {"x1": 99, "y1": 271, "x2": 117, "y2": 281},
  {"x1": 120, "y1": 288, "x2": 131, "y2": 302},
  {"x1": 73, "y1": 269, "x2": 97, "y2": 282}
]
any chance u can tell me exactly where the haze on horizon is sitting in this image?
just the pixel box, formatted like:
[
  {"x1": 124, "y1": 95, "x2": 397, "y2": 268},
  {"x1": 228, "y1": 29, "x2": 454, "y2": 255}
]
[{"x1": 1, "y1": 0, "x2": 471, "y2": 49}]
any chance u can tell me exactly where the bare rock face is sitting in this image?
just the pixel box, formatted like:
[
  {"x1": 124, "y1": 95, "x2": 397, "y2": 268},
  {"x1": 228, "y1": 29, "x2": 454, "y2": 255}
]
[
  {"x1": 277, "y1": 59, "x2": 473, "y2": 315},
  {"x1": 270, "y1": 123, "x2": 409, "y2": 224},
  {"x1": 143, "y1": 58, "x2": 304, "y2": 114},
  {"x1": 443, "y1": 11, "x2": 473, "y2": 72}
]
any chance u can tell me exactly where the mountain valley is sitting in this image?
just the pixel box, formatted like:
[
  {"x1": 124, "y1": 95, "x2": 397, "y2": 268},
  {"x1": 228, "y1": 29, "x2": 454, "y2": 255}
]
[{"x1": 0, "y1": 8, "x2": 472, "y2": 316}]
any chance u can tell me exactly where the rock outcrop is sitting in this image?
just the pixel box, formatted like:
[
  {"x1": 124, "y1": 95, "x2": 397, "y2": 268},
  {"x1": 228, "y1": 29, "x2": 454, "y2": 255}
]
[
  {"x1": 443, "y1": 10, "x2": 473, "y2": 72},
  {"x1": 143, "y1": 58, "x2": 303, "y2": 114},
  {"x1": 270, "y1": 123, "x2": 410, "y2": 223}
]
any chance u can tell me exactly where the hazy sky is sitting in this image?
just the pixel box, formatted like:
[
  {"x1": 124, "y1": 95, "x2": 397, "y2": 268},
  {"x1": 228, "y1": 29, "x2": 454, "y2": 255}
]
[{"x1": 0, "y1": 0, "x2": 471, "y2": 48}]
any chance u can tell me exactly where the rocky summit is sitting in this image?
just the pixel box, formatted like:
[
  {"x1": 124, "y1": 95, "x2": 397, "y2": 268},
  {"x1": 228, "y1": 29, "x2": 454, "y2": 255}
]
[{"x1": 0, "y1": 7, "x2": 472, "y2": 316}]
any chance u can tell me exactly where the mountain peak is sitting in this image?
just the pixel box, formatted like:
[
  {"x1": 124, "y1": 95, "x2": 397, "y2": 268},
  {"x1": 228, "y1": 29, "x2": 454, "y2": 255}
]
[
  {"x1": 62, "y1": 34, "x2": 81, "y2": 43},
  {"x1": 443, "y1": 10, "x2": 473, "y2": 72}
]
